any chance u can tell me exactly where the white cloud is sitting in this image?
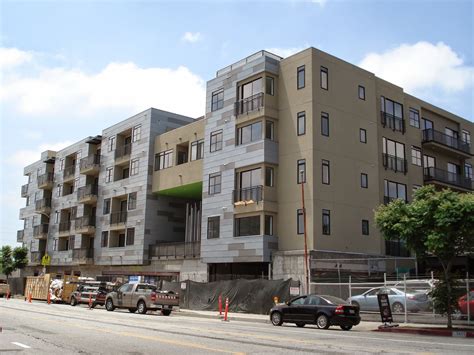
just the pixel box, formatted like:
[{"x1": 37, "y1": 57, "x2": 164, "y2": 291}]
[
  {"x1": 0, "y1": 47, "x2": 33, "y2": 70},
  {"x1": 359, "y1": 41, "x2": 474, "y2": 93},
  {"x1": 5, "y1": 141, "x2": 74, "y2": 168},
  {"x1": 182, "y1": 32, "x2": 202, "y2": 43},
  {"x1": 265, "y1": 45, "x2": 309, "y2": 58},
  {"x1": 0, "y1": 47, "x2": 206, "y2": 119}
]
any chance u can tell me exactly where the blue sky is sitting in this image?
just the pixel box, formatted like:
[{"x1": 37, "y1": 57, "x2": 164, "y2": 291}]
[{"x1": 1, "y1": 0, "x2": 473, "y2": 246}]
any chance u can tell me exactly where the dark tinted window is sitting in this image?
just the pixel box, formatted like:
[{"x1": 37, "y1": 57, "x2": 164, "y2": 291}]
[
  {"x1": 319, "y1": 295, "x2": 347, "y2": 305},
  {"x1": 305, "y1": 295, "x2": 322, "y2": 305},
  {"x1": 291, "y1": 296, "x2": 306, "y2": 305}
]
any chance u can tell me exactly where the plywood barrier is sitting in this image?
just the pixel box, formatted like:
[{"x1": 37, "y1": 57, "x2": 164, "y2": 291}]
[{"x1": 24, "y1": 274, "x2": 51, "y2": 300}]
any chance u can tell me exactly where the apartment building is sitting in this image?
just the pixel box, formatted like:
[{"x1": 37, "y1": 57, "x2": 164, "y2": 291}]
[{"x1": 18, "y1": 47, "x2": 473, "y2": 285}]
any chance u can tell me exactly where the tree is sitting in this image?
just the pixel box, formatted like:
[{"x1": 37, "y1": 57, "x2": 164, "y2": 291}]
[
  {"x1": 0, "y1": 245, "x2": 29, "y2": 280},
  {"x1": 375, "y1": 185, "x2": 474, "y2": 328}
]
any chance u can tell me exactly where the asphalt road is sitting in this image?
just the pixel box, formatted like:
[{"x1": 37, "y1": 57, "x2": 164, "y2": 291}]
[{"x1": 1, "y1": 299, "x2": 473, "y2": 354}]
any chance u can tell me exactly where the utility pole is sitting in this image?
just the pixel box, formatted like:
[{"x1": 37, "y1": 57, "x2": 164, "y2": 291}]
[{"x1": 300, "y1": 170, "x2": 309, "y2": 295}]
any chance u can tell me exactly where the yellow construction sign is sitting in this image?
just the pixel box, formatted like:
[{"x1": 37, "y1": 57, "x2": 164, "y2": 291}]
[{"x1": 41, "y1": 254, "x2": 51, "y2": 266}]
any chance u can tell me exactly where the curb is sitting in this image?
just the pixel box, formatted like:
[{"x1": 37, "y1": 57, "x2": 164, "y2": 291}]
[
  {"x1": 176, "y1": 310, "x2": 270, "y2": 324},
  {"x1": 375, "y1": 326, "x2": 474, "y2": 338}
]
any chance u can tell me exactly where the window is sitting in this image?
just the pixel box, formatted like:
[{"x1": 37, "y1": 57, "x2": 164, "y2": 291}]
[
  {"x1": 297, "y1": 111, "x2": 306, "y2": 136},
  {"x1": 190, "y1": 139, "x2": 204, "y2": 161},
  {"x1": 264, "y1": 215, "x2": 274, "y2": 235},
  {"x1": 237, "y1": 168, "x2": 261, "y2": 200},
  {"x1": 322, "y1": 209, "x2": 330, "y2": 235},
  {"x1": 465, "y1": 163, "x2": 473, "y2": 179},
  {"x1": 130, "y1": 158, "x2": 139, "y2": 176},
  {"x1": 208, "y1": 173, "x2": 221, "y2": 195},
  {"x1": 155, "y1": 150, "x2": 173, "y2": 170},
  {"x1": 411, "y1": 146, "x2": 422, "y2": 166},
  {"x1": 128, "y1": 192, "x2": 137, "y2": 210},
  {"x1": 381, "y1": 96, "x2": 404, "y2": 132},
  {"x1": 423, "y1": 155, "x2": 436, "y2": 168},
  {"x1": 240, "y1": 78, "x2": 262, "y2": 100},
  {"x1": 54, "y1": 211, "x2": 59, "y2": 224},
  {"x1": 118, "y1": 233, "x2": 125, "y2": 247},
  {"x1": 322, "y1": 160, "x2": 330, "y2": 185},
  {"x1": 69, "y1": 235, "x2": 75, "y2": 250},
  {"x1": 297, "y1": 159, "x2": 306, "y2": 184},
  {"x1": 297, "y1": 209, "x2": 304, "y2": 235},
  {"x1": 132, "y1": 125, "x2": 141, "y2": 142},
  {"x1": 421, "y1": 118, "x2": 433, "y2": 131},
  {"x1": 34, "y1": 191, "x2": 38, "y2": 201},
  {"x1": 210, "y1": 130, "x2": 223, "y2": 152},
  {"x1": 409, "y1": 108, "x2": 420, "y2": 128},
  {"x1": 207, "y1": 216, "x2": 220, "y2": 239},
  {"x1": 237, "y1": 121, "x2": 262, "y2": 145},
  {"x1": 320, "y1": 66, "x2": 328, "y2": 90},
  {"x1": 321, "y1": 112, "x2": 329, "y2": 137},
  {"x1": 462, "y1": 130, "x2": 471, "y2": 145},
  {"x1": 384, "y1": 180, "x2": 407, "y2": 202},
  {"x1": 265, "y1": 120, "x2": 274, "y2": 140},
  {"x1": 101, "y1": 231, "x2": 108, "y2": 247},
  {"x1": 358, "y1": 85, "x2": 365, "y2": 100},
  {"x1": 103, "y1": 198, "x2": 111, "y2": 215},
  {"x1": 382, "y1": 137, "x2": 406, "y2": 172},
  {"x1": 53, "y1": 239, "x2": 58, "y2": 251},
  {"x1": 59, "y1": 158, "x2": 64, "y2": 171},
  {"x1": 265, "y1": 167, "x2": 274, "y2": 187},
  {"x1": 297, "y1": 65, "x2": 305, "y2": 89},
  {"x1": 73, "y1": 178, "x2": 79, "y2": 193},
  {"x1": 360, "y1": 128, "x2": 367, "y2": 143},
  {"x1": 108, "y1": 136, "x2": 116, "y2": 151},
  {"x1": 105, "y1": 167, "x2": 113, "y2": 183},
  {"x1": 122, "y1": 167, "x2": 130, "y2": 180},
  {"x1": 362, "y1": 220, "x2": 369, "y2": 235},
  {"x1": 126, "y1": 228, "x2": 135, "y2": 246},
  {"x1": 445, "y1": 127, "x2": 459, "y2": 140},
  {"x1": 361, "y1": 173, "x2": 368, "y2": 188},
  {"x1": 57, "y1": 184, "x2": 62, "y2": 197},
  {"x1": 211, "y1": 89, "x2": 224, "y2": 111},
  {"x1": 266, "y1": 76, "x2": 274, "y2": 96},
  {"x1": 235, "y1": 216, "x2": 260, "y2": 236}
]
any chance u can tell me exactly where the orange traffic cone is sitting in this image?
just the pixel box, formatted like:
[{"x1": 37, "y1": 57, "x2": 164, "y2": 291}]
[
  {"x1": 28, "y1": 293, "x2": 32, "y2": 303},
  {"x1": 6, "y1": 291, "x2": 10, "y2": 300},
  {"x1": 47, "y1": 291, "x2": 51, "y2": 305}
]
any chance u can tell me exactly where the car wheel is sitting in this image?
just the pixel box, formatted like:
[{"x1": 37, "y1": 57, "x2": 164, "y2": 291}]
[
  {"x1": 316, "y1": 314, "x2": 330, "y2": 329},
  {"x1": 161, "y1": 309, "x2": 171, "y2": 316},
  {"x1": 392, "y1": 302, "x2": 404, "y2": 313},
  {"x1": 105, "y1": 298, "x2": 115, "y2": 312},
  {"x1": 270, "y1": 311, "x2": 283, "y2": 326},
  {"x1": 340, "y1": 325, "x2": 352, "y2": 331},
  {"x1": 295, "y1": 322, "x2": 305, "y2": 328},
  {"x1": 137, "y1": 301, "x2": 147, "y2": 314},
  {"x1": 70, "y1": 297, "x2": 77, "y2": 306},
  {"x1": 128, "y1": 308, "x2": 137, "y2": 313}
]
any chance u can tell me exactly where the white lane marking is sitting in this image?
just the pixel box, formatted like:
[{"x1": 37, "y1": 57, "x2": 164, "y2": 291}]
[{"x1": 12, "y1": 342, "x2": 31, "y2": 349}]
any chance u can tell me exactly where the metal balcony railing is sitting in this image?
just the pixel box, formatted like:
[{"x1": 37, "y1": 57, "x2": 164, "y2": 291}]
[
  {"x1": 233, "y1": 185, "x2": 263, "y2": 203},
  {"x1": 63, "y1": 165, "x2": 76, "y2": 179},
  {"x1": 33, "y1": 224, "x2": 49, "y2": 237},
  {"x1": 110, "y1": 211, "x2": 127, "y2": 225},
  {"x1": 382, "y1": 153, "x2": 407, "y2": 174},
  {"x1": 35, "y1": 197, "x2": 52, "y2": 211},
  {"x1": 422, "y1": 129, "x2": 471, "y2": 154},
  {"x1": 115, "y1": 143, "x2": 132, "y2": 160},
  {"x1": 77, "y1": 184, "x2": 98, "y2": 200},
  {"x1": 72, "y1": 248, "x2": 94, "y2": 259},
  {"x1": 149, "y1": 241, "x2": 200, "y2": 259},
  {"x1": 234, "y1": 92, "x2": 264, "y2": 116},
  {"x1": 74, "y1": 215, "x2": 96, "y2": 230},
  {"x1": 59, "y1": 221, "x2": 71, "y2": 233},
  {"x1": 424, "y1": 167, "x2": 472, "y2": 190},
  {"x1": 37, "y1": 172, "x2": 54, "y2": 187},
  {"x1": 80, "y1": 154, "x2": 101, "y2": 171},
  {"x1": 17, "y1": 230, "x2": 24, "y2": 243},
  {"x1": 21, "y1": 184, "x2": 28, "y2": 196},
  {"x1": 380, "y1": 111, "x2": 405, "y2": 133}
]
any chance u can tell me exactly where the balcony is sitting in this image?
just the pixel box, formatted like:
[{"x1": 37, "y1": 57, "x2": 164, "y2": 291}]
[
  {"x1": 58, "y1": 221, "x2": 72, "y2": 236},
  {"x1": 33, "y1": 224, "x2": 49, "y2": 239},
  {"x1": 115, "y1": 144, "x2": 132, "y2": 166},
  {"x1": 109, "y1": 211, "x2": 127, "y2": 229},
  {"x1": 234, "y1": 92, "x2": 264, "y2": 117},
  {"x1": 77, "y1": 184, "x2": 98, "y2": 204},
  {"x1": 21, "y1": 184, "x2": 28, "y2": 197},
  {"x1": 63, "y1": 165, "x2": 76, "y2": 182},
  {"x1": 380, "y1": 111, "x2": 405, "y2": 133},
  {"x1": 149, "y1": 241, "x2": 201, "y2": 260},
  {"x1": 72, "y1": 248, "x2": 94, "y2": 264},
  {"x1": 17, "y1": 230, "x2": 24, "y2": 243},
  {"x1": 29, "y1": 251, "x2": 43, "y2": 265},
  {"x1": 37, "y1": 172, "x2": 54, "y2": 189},
  {"x1": 422, "y1": 129, "x2": 471, "y2": 158},
  {"x1": 80, "y1": 154, "x2": 101, "y2": 175},
  {"x1": 74, "y1": 215, "x2": 96, "y2": 235},
  {"x1": 382, "y1": 153, "x2": 407, "y2": 174},
  {"x1": 35, "y1": 198, "x2": 52, "y2": 215},
  {"x1": 424, "y1": 167, "x2": 472, "y2": 191},
  {"x1": 233, "y1": 185, "x2": 277, "y2": 213}
]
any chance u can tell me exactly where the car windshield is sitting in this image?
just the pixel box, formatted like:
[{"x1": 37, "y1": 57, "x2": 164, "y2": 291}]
[{"x1": 319, "y1": 295, "x2": 347, "y2": 305}]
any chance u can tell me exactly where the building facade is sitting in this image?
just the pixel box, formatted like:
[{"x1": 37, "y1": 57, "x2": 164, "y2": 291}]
[{"x1": 18, "y1": 48, "x2": 473, "y2": 284}]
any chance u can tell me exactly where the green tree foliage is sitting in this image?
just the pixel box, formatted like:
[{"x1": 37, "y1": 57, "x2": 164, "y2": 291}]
[
  {"x1": 375, "y1": 185, "x2": 474, "y2": 328},
  {"x1": 0, "y1": 245, "x2": 29, "y2": 280}
]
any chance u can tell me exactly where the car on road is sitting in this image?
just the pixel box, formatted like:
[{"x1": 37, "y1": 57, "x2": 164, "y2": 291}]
[
  {"x1": 454, "y1": 290, "x2": 474, "y2": 319},
  {"x1": 105, "y1": 283, "x2": 179, "y2": 315},
  {"x1": 393, "y1": 279, "x2": 436, "y2": 293},
  {"x1": 70, "y1": 282, "x2": 110, "y2": 308},
  {"x1": 269, "y1": 294, "x2": 360, "y2": 330},
  {"x1": 347, "y1": 287, "x2": 431, "y2": 313}
]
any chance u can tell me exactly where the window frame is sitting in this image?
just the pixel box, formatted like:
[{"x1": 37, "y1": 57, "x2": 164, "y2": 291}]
[
  {"x1": 297, "y1": 65, "x2": 305, "y2": 89},
  {"x1": 130, "y1": 158, "x2": 139, "y2": 176},
  {"x1": 409, "y1": 108, "x2": 420, "y2": 128},
  {"x1": 211, "y1": 89, "x2": 224, "y2": 112},
  {"x1": 132, "y1": 125, "x2": 142, "y2": 142},
  {"x1": 101, "y1": 231, "x2": 108, "y2": 247},
  {"x1": 236, "y1": 121, "x2": 262, "y2": 145},
  {"x1": 105, "y1": 167, "x2": 113, "y2": 183},
  {"x1": 297, "y1": 159, "x2": 306, "y2": 184},
  {"x1": 108, "y1": 136, "x2": 116, "y2": 152},
  {"x1": 358, "y1": 85, "x2": 366, "y2": 100},
  {"x1": 126, "y1": 228, "x2": 135, "y2": 246},
  {"x1": 128, "y1": 192, "x2": 137, "y2": 211},
  {"x1": 361, "y1": 173, "x2": 368, "y2": 188},
  {"x1": 103, "y1": 198, "x2": 111, "y2": 215},
  {"x1": 411, "y1": 146, "x2": 422, "y2": 166},
  {"x1": 297, "y1": 111, "x2": 306, "y2": 136},
  {"x1": 265, "y1": 167, "x2": 274, "y2": 187},
  {"x1": 360, "y1": 128, "x2": 367, "y2": 143},
  {"x1": 362, "y1": 220, "x2": 369, "y2": 235},
  {"x1": 210, "y1": 130, "x2": 223, "y2": 152},
  {"x1": 190, "y1": 139, "x2": 204, "y2": 161},
  {"x1": 265, "y1": 76, "x2": 275, "y2": 96},
  {"x1": 384, "y1": 180, "x2": 408, "y2": 202},
  {"x1": 322, "y1": 159, "x2": 330, "y2": 185},
  {"x1": 207, "y1": 216, "x2": 220, "y2": 239},
  {"x1": 235, "y1": 215, "x2": 261, "y2": 237},
  {"x1": 297, "y1": 209, "x2": 304, "y2": 235},
  {"x1": 320, "y1": 66, "x2": 328, "y2": 90},
  {"x1": 208, "y1": 173, "x2": 222, "y2": 195},
  {"x1": 322, "y1": 209, "x2": 331, "y2": 235},
  {"x1": 155, "y1": 149, "x2": 173, "y2": 171},
  {"x1": 321, "y1": 112, "x2": 329, "y2": 137}
]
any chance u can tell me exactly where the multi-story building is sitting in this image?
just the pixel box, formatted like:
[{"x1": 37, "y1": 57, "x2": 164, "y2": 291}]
[{"x1": 18, "y1": 48, "x2": 473, "y2": 285}]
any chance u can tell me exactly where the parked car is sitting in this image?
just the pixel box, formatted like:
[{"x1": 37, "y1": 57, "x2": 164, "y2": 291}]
[
  {"x1": 269, "y1": 294, "x2": 360, "y2": 330},
  {"x1": 457, "y1": 290, "x2": 474, "y2": 318},
  {"x1": 393, "y1": 279, "x2": 436, "y2": 293},
  {"x1": 347, "y1": 287, "x2": 431, "y2": 313},
  {"x1": 105, "y1": 283, "x2": 179, "y2": 315},
  {"x1": 0, "y1": 280, "x2": 10, "y2": 297},
  {"x1": 70, "y1": 282, "x2": 111, "y2": 308}
]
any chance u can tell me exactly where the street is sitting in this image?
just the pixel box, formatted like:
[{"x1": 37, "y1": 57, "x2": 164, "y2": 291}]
[{"x1": 1, "y1": 299, "x2": 473, "y2": 354}]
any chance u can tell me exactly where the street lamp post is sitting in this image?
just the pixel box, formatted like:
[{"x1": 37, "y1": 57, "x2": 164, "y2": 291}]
[{"x1": 300, "y1": 170, "x2": 310, "y2": 294}]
